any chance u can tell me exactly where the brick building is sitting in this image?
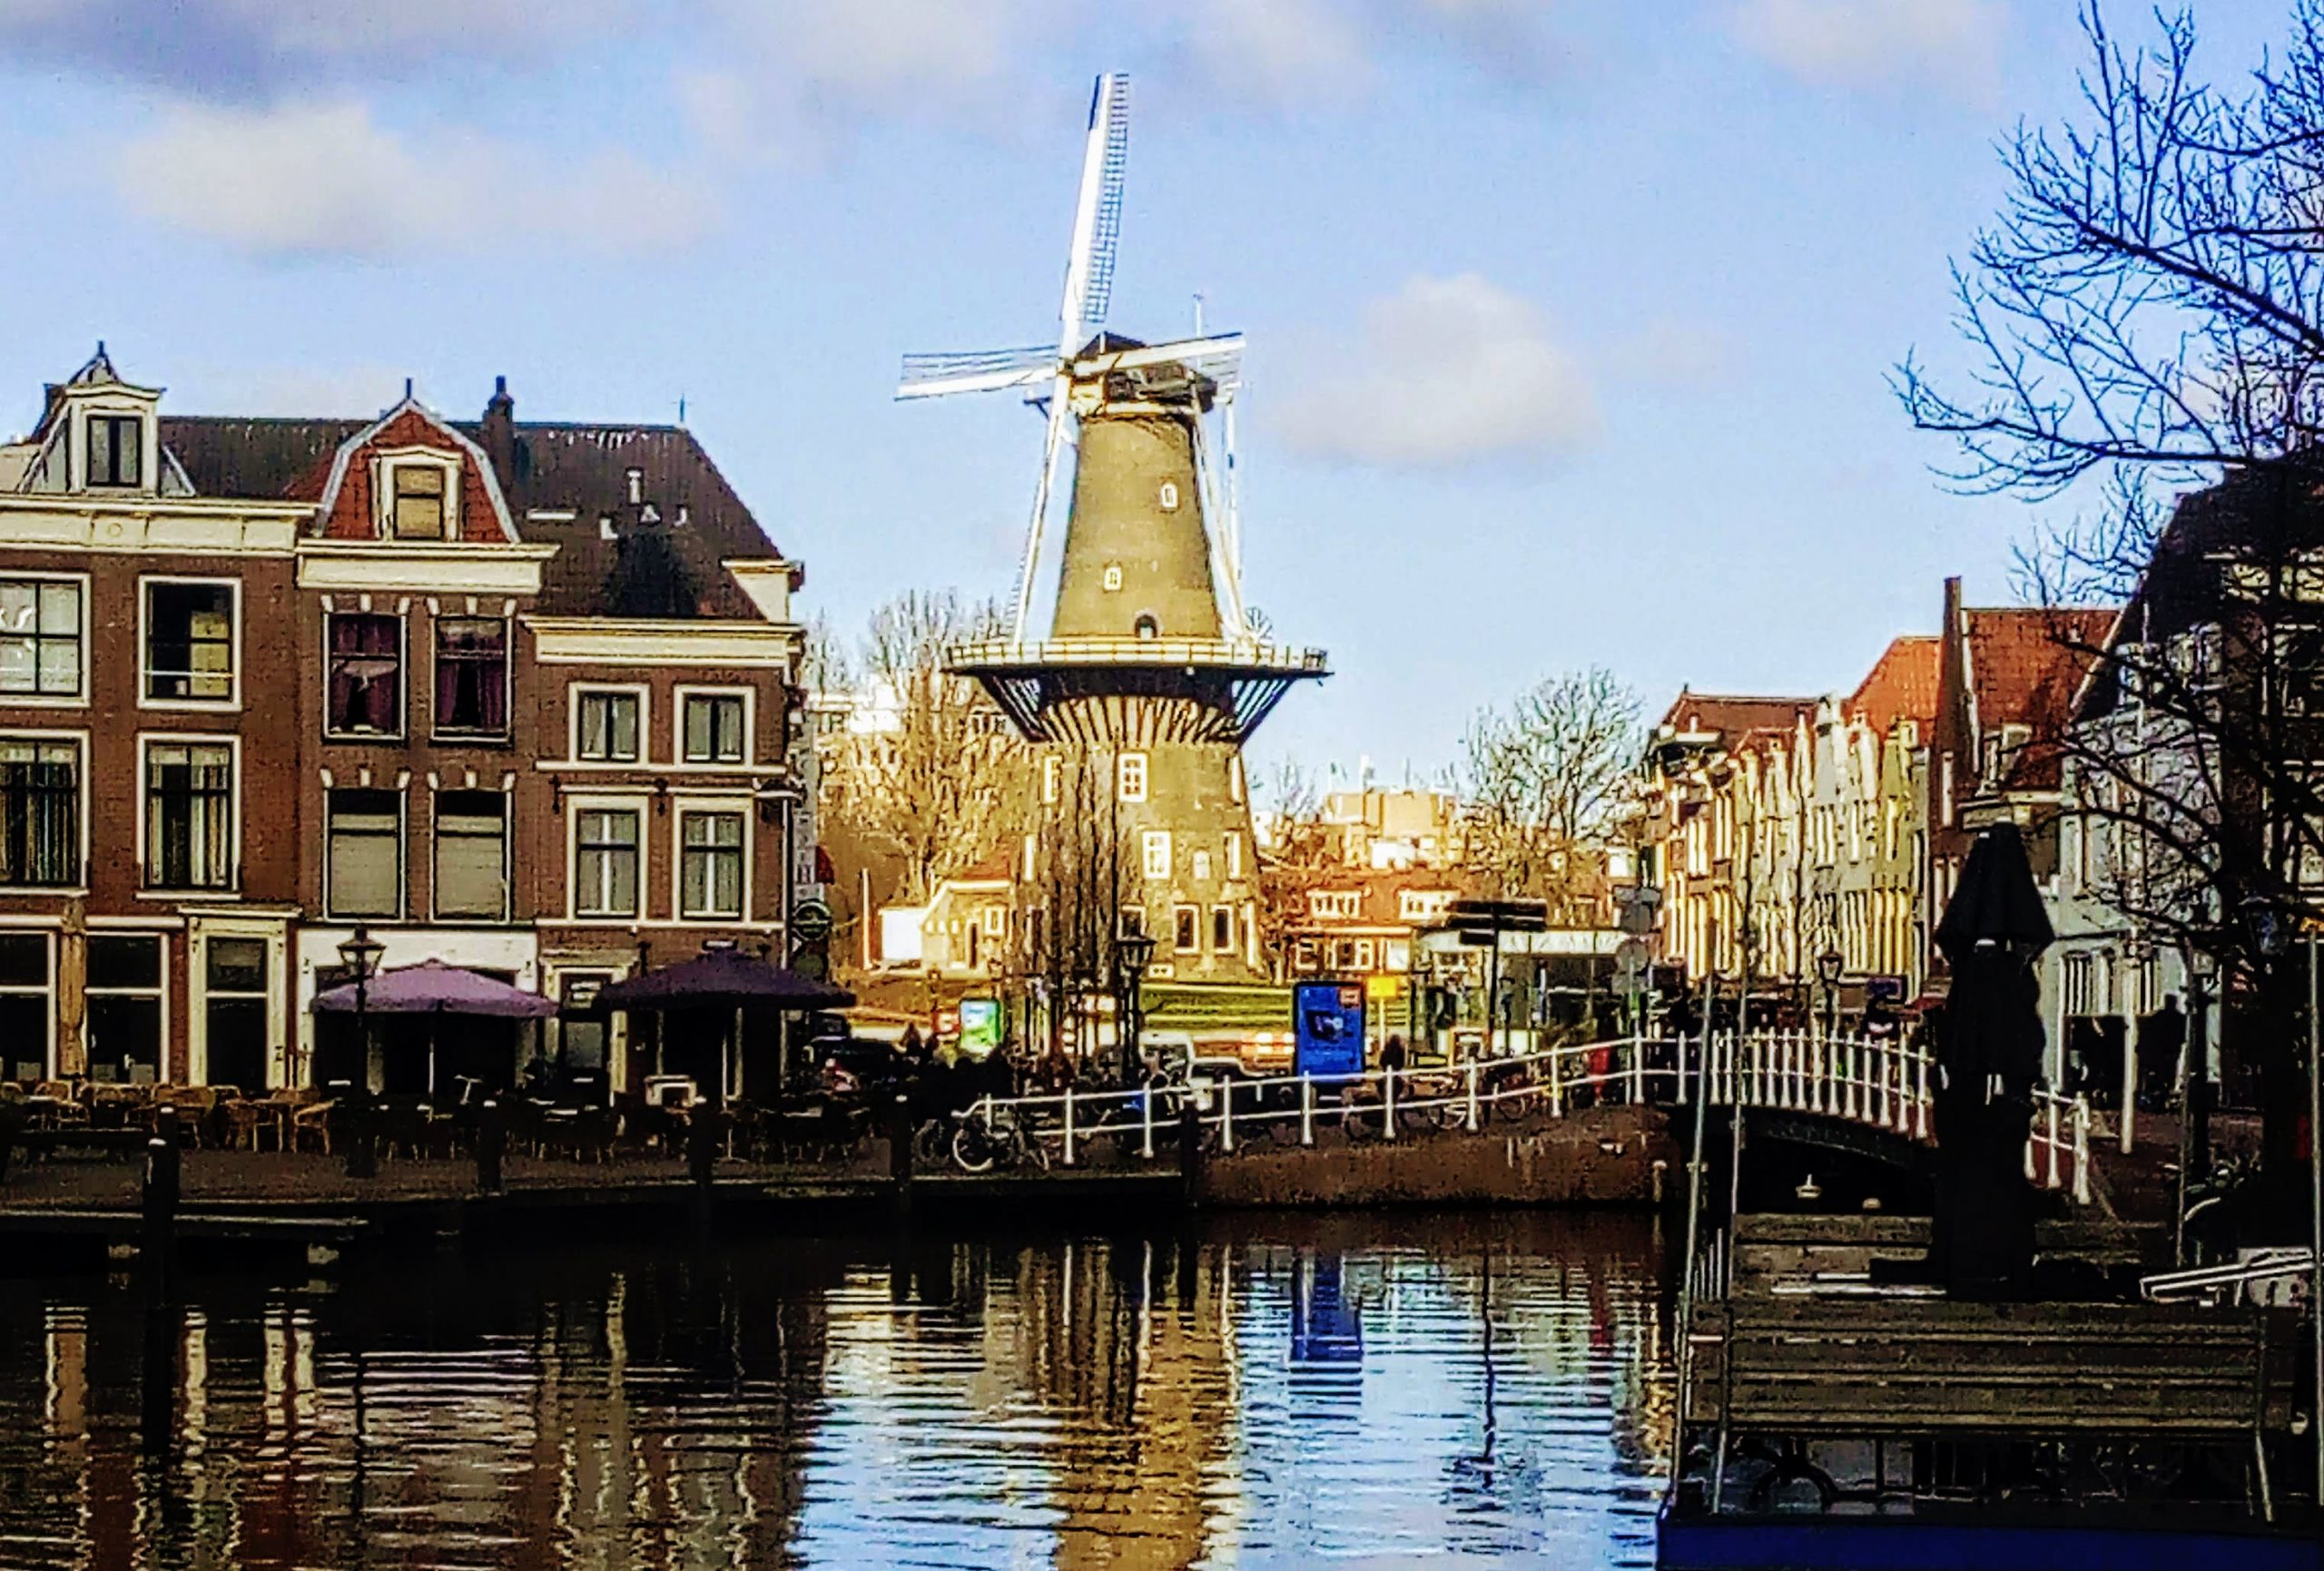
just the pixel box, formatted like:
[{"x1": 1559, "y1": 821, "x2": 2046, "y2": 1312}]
[{"x1": 0, "y1": 350, "x2": 809, "y2": 1095}]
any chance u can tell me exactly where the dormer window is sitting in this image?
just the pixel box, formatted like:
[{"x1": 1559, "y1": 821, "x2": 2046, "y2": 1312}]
[
  {"x1": 392, "y1": 464, "x2": 448, "y2": 539},
  {"x1": 86, "y1": 415, "x2": 142, "y2": 488}
]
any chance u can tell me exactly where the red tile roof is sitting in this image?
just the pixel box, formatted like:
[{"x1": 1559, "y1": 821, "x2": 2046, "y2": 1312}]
[
  {"x1": 1966, "y1": 608, "x2": 2111, "y2": 790},
  {"x1": 1846, "y1": 636, "x2": 1939, "y2": 735}
]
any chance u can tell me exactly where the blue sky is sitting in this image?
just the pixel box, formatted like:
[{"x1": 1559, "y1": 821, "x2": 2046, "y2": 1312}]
[{"x1": 0, "y1": 1, "x2": 2283, "y2": 787}]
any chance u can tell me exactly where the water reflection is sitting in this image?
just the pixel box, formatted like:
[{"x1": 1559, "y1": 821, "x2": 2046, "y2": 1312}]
[{"x1": 0, "y1": 1213, "x2": 1671, "y2": 1569}]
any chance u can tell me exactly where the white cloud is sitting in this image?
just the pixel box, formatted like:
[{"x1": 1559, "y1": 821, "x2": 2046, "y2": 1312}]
[
  {"x1": 1729, "y1": 0, "x2": 2005, "y2": 102},
  {"x1": 1275, "y1": 273, "x2": 1600, "y2": 469},
  {"x1": 112, "y1": 100, "x2": 715, "y2": 261},
  {"x1": 1185, "y1": 0, "x2": 1375, "y2": 108}
]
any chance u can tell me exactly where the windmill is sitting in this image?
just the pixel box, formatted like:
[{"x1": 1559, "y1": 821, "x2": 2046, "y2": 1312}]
[
  {"x1": 898, "y1": 73, "x2": 1251, "y2": 643},
  {"x1": 901, "y1": 73, "x2": 1326, "y2": 997}
]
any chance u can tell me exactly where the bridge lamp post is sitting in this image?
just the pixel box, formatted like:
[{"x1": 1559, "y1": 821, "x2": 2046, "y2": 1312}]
[
  {"x1": 1816, "y1": 949, "x2": 1843, "y2": 1040},
  {"x1": 1114, "y1": 931, "x2": 1157, "y2": 1087}
]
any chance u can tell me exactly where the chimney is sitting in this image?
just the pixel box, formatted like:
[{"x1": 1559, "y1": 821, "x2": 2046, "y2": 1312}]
[{"x1": 481, "y1": 375, "x2": 515, "y2": 491}]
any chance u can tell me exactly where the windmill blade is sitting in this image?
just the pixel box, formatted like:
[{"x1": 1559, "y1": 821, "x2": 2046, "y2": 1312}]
[
  {"x1": 897, "y1": 344, "x2": 1059, "y2": 400},
  {"x1": 1011, "y1": 372, "x2": 1075, "y2": 640},
  {"x1": 1073, "y1": 332, "x2": 1242, "y2": 378},
  {"x1": 1057, "y1": 73, "x2": 1130, "y2": 350}
]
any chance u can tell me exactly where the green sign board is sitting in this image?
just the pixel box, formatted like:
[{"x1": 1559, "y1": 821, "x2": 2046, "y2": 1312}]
[{"x1": 958, "y1": 997, "x2": 1004, "y2": 1057}]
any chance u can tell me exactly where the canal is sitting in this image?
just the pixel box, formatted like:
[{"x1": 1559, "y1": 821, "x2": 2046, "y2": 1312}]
[{"x1": 0, "y1": 1212, "x2": 1674, "y2": 1569}]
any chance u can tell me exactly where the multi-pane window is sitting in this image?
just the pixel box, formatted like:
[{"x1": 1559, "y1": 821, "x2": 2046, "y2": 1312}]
[
  {"x1": 680, "y1": 811, "x2": 744, "y2": 919},
  {"x1": 327, "y1": 613, "x2": 402, "y2": 736},
  {"x1": 576, "y1": 690, "x2": 641, "y2": 761},
  {"x1": 1118, "y1": 751, "x2": 1147, "y2": 804},
  {"x1": 391, "y1": 464, "x2": 447, "y2": 539},
  {"x1": 1174, "y1": 905, "x2": 1198, "y2": 952},
  {"x1": 434, "y1": 618, "x2": 508, "y2": 737},
  {"x1": 435, "y1": 790, "x2": 508, "y2": 919},
  {"x1": 325, "y1": 789, "x2": 400, "y2": 918},
  {"x1": 203, "y1": 938, "x2": 269, "y2": 1093},
  {"x1": 85, "y1": 415, "x2": 142, "y2": 487},
  {"x1": 558, "y1": 974, "x2": 611, "y2": 1074},
  {"x1": 0, "y1": 932, "x2": 51, "y2": 1082},
  {"x1": 681, "y1": 693, "x2": 746, "y2": 764},
  {"x1": 0, "y1": 739, "x2": 78, "y2": 887},
  {"x1": 86, "y1": 934, "x2": 162, "y2": 1084},
  {"x1": 144, "y1": 741, "x2": 233, "y2": 889},
  {"x1": 0, "y1": 579, "x2": 82, "y2": 698},
  {"x1": 576, "y1": 809, "x2": 641, "y2": 918},
  {"x1": 144, "y1": 581, "x2": 236, "y2": 703},
  {"x1": 1142, "y1": 829, "x2": 1172, "y2": 880}
]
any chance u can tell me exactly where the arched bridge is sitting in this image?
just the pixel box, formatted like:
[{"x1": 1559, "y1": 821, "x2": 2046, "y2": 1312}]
[{"x1": 960, "y1": 1032, "x2": 2092, "y2": 1204}]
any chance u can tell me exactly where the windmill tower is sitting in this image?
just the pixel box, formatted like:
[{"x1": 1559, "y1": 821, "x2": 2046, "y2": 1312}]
[{"x1": 901, "y1": 73, "x2": 1326, "y2": 988}]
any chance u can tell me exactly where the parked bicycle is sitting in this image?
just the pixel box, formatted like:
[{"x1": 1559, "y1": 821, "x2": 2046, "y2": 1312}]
[{"x1": 948, "y1": 1102, "x2": 1052, "y2": 1174}]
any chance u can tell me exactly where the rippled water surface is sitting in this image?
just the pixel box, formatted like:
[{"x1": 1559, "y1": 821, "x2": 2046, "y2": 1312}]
[{"x1": 0, "y1": 1213, "x2": 1674, "y2": 1569}]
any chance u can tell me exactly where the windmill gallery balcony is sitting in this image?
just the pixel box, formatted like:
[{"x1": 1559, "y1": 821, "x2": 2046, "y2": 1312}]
[{"x1": 943, "y1": 634, "x2": 1329, "y2": 746}]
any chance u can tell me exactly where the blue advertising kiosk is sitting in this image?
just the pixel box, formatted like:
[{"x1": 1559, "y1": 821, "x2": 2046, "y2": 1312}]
[{"x1": 1294, "y1": 980, "x2": 1366, "y2": 1079}]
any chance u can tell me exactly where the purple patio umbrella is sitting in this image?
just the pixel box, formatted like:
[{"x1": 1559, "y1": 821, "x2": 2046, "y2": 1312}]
[
  {"x1": 312, "y1": 959, "x2": 560, "y2": 1017},
  {"x1": 312, "y1": 959, "x2": 557, "y2": 1096},
  {"x1": 593, "y1": 947, "x2": 854, "y2": 1012},
  {"x1": 594, "y1": 947, "x2": 853, "y2": 1104}
]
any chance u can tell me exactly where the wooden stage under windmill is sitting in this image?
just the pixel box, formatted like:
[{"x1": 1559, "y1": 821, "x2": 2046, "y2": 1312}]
[{"x1": 901, "y1": 73, "x2": 1326, "y2": 986}]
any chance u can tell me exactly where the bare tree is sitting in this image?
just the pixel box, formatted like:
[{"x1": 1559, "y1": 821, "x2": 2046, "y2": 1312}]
[
  {"x1": 819, "y1": 589, "x2": 1029, "y2": 907},
  {"x1": 1009, "y1": 748, "x2": 1133, "y2": 1063},
  {"x1": 1899, "y1": 1, "x2": 2324, "y2": 1205},
  {"x1": 1461, "y1": 668, "x2": 1642, "y2": 923},
  {"x1": 1252, "y1": 759, "x2": 1342, "y2": 980}
]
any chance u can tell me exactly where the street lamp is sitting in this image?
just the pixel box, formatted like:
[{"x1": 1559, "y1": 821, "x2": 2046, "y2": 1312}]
[
  {"x1": 1114, "y1": 930, "x2": 1157, "y2": 1085},
  {"x1": 1817, "y1": 948, "x2": 1844, "y2": 1040},
  {"x1": 337, "y1": 926, "x2": 385, "y2": 1179}
]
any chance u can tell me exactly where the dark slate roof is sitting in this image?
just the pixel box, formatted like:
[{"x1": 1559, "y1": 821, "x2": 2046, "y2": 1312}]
[{"x1": 158, "y1": 408, "x2": 782, "y2": 620}]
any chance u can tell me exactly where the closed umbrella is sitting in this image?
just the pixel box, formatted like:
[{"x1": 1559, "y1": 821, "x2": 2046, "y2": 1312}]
[{"x1": 1930, "y1": 823, "x2": 2053, "y2": 1296}]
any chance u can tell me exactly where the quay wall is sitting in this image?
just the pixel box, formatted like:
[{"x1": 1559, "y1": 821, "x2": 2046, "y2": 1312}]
[{"x1": 1194, "y1": 1106, "x2": 1676, "y2": 1208}]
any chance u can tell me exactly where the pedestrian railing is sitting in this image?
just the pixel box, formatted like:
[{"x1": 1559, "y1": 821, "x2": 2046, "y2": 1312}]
[{"x1": 961, "y1": 1030, "x2": 2091, "y2": 1203}]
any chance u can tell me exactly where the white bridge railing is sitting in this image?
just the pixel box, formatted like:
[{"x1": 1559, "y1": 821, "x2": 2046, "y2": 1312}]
[{"x1": 962, "y1": 1031, "x2": 2093, "y2": 1203}]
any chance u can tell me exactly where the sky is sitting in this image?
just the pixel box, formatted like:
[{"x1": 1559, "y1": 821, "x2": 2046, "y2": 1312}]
[{"x1": 0, "y1": 0, "x2": 2290, "y2": 790}]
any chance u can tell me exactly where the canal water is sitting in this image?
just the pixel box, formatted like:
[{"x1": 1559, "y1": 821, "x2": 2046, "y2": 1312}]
[{"x1": 0, "y1": 1213, "x2": 1674, "y2": 1569}]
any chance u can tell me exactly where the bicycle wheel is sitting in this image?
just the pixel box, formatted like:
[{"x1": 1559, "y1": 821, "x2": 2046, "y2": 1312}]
[
  {"x1": 951, "y1": 1121, "x2": 998, "y2": 1173},
  {"x1": 1016, "y1": 1129, "x2": 1053, "y2": 1173}
]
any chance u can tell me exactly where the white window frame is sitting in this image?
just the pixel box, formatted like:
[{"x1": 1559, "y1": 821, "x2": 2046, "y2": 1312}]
[
  {"x1": 1191, "y1": 849, "x2": 1212, "y2": 882},
  {"x1": 190, "y1": 923, "x2": 281, "y2": 1092},
  {"x1": 1041, "y1": 754, "x2": 1061, "y2": 804},
  {"x1": 1228, "y1": 754, "x2": 1245, "y2": 803},
  {"x1": 568, "y1": 796, "x2": 648, "y2": 922},
  {"x1": 1118, "y1": 751, "x2": 1147, "y2": 804},
  {"x1": 674, "y1": 800, "x2": 751, "y2": 922},
  {"x1": 569, "y1": 682, "x2": 650, "y2": 765},
  {"x1": 1225, "y1": 830, "x2": 1244, "y2": 880},
  {"x1": 0, "y1": 571, "x2": 91, "y2": 707},
  {"x1": 675, "y1": 684, "x2": 754, "y2": 768},
  {"x1": 374, "y1": 448, "x2": 461, "y2": 541},
  {"x1": 322, "y1": 608, "x2": 409, "y2": 741},
  {"x1": 136, "y1": 732, "x2": 241, "y2": 895},
  {"x1": 83, "y1": 931, "x2": 168, "y2": 1085},
  {"x1": 1211, "y1": 904, "x2": 1236, "y2": 952},
  {"x1": 980, "y1": 903, "x2": 1007, "y2": 938},
  {"x1": 1141, "y1": 829, "x2": 1172, "y2": 880},
  {"x1": 1173, "y1": 903, "x2": 1199, "y2": 952},
  {"x1": 429, "y1": 612, "x2": 513, "y2": 741},
  {"x1": 137, "y1": 576, "x2": 241, "y2": 712},
  {"x1": 80, "y1": 407, "x2": 150, "y2": 490},
  {"x1": 0, "y1": 928, "x2": 55, "y2": 1081},
  {"x1": 322, "y1": 784, "x2": 406, "y2": 921},
  {"x1": 0, "y1": 729, "x2": 89, "y2": 891},
  {"x1": 431, "y1": 786, "x2": 510, "y2": 923}
]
